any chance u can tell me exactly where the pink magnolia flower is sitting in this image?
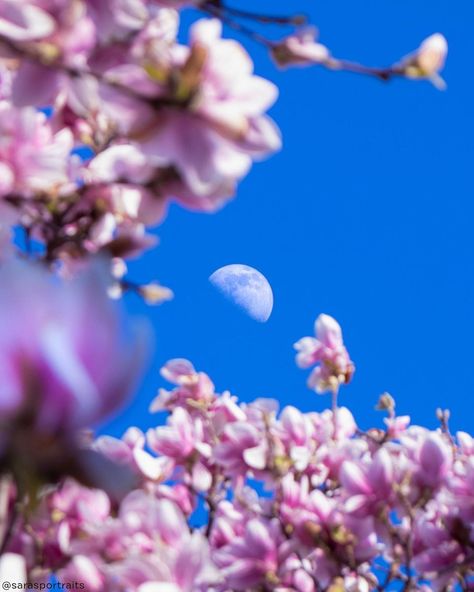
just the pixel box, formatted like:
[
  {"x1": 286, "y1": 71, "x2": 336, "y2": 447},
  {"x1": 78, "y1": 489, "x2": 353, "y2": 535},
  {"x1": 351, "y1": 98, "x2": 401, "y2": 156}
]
[
  {"x1": 209, "y1": 499, "x2": 247, "y2": 549},
  {"x1": 0, "y1": 1, "x2": 95, "y2": 62},
  {"x1": 213, "y1": 421, "x2": 269, "y2": 478},
  {"x1": 0, "y1": 104, "x2": 74, "y2": 199},
  {"x1": 137, "y1": 18, "x2": 281, "y2": 209},
  {"x1": 412, "y1": 508, "x2": 467, "y2": 589},
  {"x1": 213, "y1": 518, "x2": 282, "y2": 589},
  {"x1": 0, "y1": 259, "x2": 147, "y2": 433},
  {"x1": 59, "y1": 555, "x2": 104, "y2": 592},
  {"x1": 86, "y1": 0, "x2": 150, "y2": 44},
  {"x1": 294, "y1": 314, "x2": 355, "y2": 394},
  {"x1": 147, "y1": 407, "x2": 212, "y2": 491},
  {"x1": 131, "y1": 8, "x2": 179, "y2": 63},
  {"x1": 339, "y1": 448, "x2": 394, "y2": 517},
  {"x1": 147, "y1": 407, "x2": 210, "y2": 461},
  {"x1": 277, "y1": 405, "x2": 316, "y2": 471},
  {"x1": 49, "y1": 478, "x2": 111, "y2": 528},
  {"x1": 94, "y1": 427, "x2": 172, "y2": 481},
  {"x1": 413, "y1": 432, "x2": 452, "y2": 490},
  {"x1": 384, "y1": 414, "x2": 411, "y2": 438},
  {"x1": 0, "y1": 2, "x2": 55, "y2": 42},
  {"x1": 85, "y1": 143, "x2": 168, "y2": 235},
  {"x1": 313, "y1": 406, "x2": 358, "y2": 442},
  {"x1": 150, "y1": 358, "x2": 216, "y2": 412}
]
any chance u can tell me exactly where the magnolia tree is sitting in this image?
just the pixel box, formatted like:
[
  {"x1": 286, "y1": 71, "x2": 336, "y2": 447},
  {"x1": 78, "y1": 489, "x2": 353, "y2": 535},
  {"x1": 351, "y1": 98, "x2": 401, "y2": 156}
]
[{"x1": 0, "y1": 1, "x2": 470, "y2": 591}]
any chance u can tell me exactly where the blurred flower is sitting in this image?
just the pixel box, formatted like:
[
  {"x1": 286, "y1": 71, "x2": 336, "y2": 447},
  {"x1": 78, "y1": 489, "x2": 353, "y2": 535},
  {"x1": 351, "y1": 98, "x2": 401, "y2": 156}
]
[
  {"x1": 272, "y1": 27, "x2": 330, "y2": 68},
  {"x1": 213, "y1": 518, "x2": 281, "y2": 589},
  {"x1": 137, "y1": 18, "x2": 281, "y2": 209},
  {"x1": 0, "y1": 104, "x2": 74, "y2": 200},
  {"x1": 0, "y1": 259, "x2": 147, "y2": 433},
  {"x1": 0, "y1": 2, "x2": 55, "y2": 42}
]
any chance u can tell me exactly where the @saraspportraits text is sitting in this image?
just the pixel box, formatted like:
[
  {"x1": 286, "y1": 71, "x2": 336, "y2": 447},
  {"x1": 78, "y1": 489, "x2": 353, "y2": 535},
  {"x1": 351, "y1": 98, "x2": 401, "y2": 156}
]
[{"x1": 2, "y1": 583, "x2": 85, "y2": 590}]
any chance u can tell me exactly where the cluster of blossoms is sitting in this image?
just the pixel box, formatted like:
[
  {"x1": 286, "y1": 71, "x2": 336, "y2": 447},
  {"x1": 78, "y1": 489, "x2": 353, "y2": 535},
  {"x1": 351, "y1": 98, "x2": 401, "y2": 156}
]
[
  {"x1": 0, "y1": 1, "x2": 281, "y2": 276},
  {"x1": 0, "y1": 301, "x2": 471, "y2": 590},
  {"x1": 0, "y1": 1, "x2": 447, "y2": 288}
]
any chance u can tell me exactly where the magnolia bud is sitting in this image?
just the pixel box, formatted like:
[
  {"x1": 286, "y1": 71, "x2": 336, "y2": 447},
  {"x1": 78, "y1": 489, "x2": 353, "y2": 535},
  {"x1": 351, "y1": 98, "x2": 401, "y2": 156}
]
[
  {"x1": 376, "y1": 392, "x2": 396, "y2": 413},
  {"x1": 416, "y1": 34, "x2": 448, "y2": 76},
  {"x1": 401, "y1": 33, "x2": 448, "y2": 89},
  {"x1": 138, "y1": 282, "x2": 174, "y2": 305},
  {"x1": 272, "y1": 27, "x2": 330, "y2": 69}
]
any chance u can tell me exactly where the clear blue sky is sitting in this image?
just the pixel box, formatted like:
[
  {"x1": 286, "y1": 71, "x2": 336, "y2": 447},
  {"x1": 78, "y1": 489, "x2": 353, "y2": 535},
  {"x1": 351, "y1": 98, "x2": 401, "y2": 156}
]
[{"x1": 104, "y1": 0, "x2": 474, "y2": 437}]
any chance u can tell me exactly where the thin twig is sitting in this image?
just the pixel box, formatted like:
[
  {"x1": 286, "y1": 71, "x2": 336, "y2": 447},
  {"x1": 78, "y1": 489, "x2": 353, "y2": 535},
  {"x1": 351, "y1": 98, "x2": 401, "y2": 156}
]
[
  {"x1": 207, "y1": 3, "x2": 306, "y2": 26},
  {"x1": 199, "y1": 4, "x2": 274, "y2": 47}
]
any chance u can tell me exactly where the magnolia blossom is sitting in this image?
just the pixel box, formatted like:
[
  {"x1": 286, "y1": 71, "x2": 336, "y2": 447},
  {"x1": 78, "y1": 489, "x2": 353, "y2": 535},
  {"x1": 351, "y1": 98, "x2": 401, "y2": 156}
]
[
  {"x1": 135, "y1": 18, "x2": 281, "y2": 209},
  {"x1": 0, "y1": 259, "x2": 146, "y2": 433},
  {"x1": 0, "y1": 2, "x2": 56, "y2": 42},
  {"x1": 294, "y1": 313, "x2": 355, "y2": 394},
  {"x1": 0, "y1": 104, "x2": 73, "y2": 200}
]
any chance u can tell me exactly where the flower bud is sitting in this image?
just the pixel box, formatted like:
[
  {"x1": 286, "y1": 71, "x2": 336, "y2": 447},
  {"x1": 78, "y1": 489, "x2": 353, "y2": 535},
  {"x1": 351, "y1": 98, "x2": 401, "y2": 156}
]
[
  {"x1": 376, "y1": 392, "x2": 395, "y2": 413},
  {"x1": 400, "y1": 33, "x2": 448, "y2": 89},
  {"x1": 138, "y1": 282, "x2": 174, "y2": 305},
  {"x1": 272, "y1": 27, "x2": 330, "y2": 69}
]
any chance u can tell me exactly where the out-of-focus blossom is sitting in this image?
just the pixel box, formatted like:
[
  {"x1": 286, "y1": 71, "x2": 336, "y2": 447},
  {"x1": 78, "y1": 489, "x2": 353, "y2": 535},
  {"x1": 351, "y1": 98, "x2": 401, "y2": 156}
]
[
  {"x1": 0, "y1": 104, "x2": 73, "y2": 199},
  {"x1": 399, "y1": 33, "x2": 448, "y2": 89},
  {"x1": 272, "y1": 27, "x2": 330, "y2": 68},
  {"x1": 0, "y1": 259, "x2": 147, "y2": 433},
  {"x1": 0, "y1": 2, "x2": 55, "y2": 42},
  {"x1": 294, "y1": 313, "x2": 354, "y2": 394},
  {"x1": 85, "y1": 144, "x2": 167, "y2": 222},
  {"x1": 384, "y1": 414, "x2": 411, "y2": 438},
  {"x1": 136, "y1": 18, "x2": 281, "y2": 210},
  {"x1": 414, "y1": 432, "x2": 452, "y2": 490},
  {"x1": 213, "y1": 518, "x2": 282, "y2": 589},
  {"x1": 94, "y1": 427, "x2": 172, "y2": 481},
  {"x1": 86, "y1": 0, "x2": 150, "y2": 44},
  {"x1": 340, "y1": 448, "x2": 394, "y2": 517}
]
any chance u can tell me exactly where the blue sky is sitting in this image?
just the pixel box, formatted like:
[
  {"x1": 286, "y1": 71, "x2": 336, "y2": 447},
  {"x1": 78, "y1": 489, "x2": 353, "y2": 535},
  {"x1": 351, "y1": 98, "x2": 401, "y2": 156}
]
[{"x1": 104, "y1": 0, "x2": 474, "y2": 437}]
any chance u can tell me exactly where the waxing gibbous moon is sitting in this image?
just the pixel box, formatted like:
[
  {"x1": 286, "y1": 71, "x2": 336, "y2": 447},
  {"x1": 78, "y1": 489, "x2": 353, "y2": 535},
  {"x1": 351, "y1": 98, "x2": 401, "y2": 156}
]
[{"x1": 209, "y1": 264, "x2": 274, "y2": 323}]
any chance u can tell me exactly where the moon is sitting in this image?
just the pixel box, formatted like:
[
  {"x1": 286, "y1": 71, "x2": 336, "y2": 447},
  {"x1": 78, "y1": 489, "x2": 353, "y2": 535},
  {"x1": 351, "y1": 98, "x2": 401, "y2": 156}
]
[{"x1": 209, "y1": 264, "x2": 273, "y2": 323}]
